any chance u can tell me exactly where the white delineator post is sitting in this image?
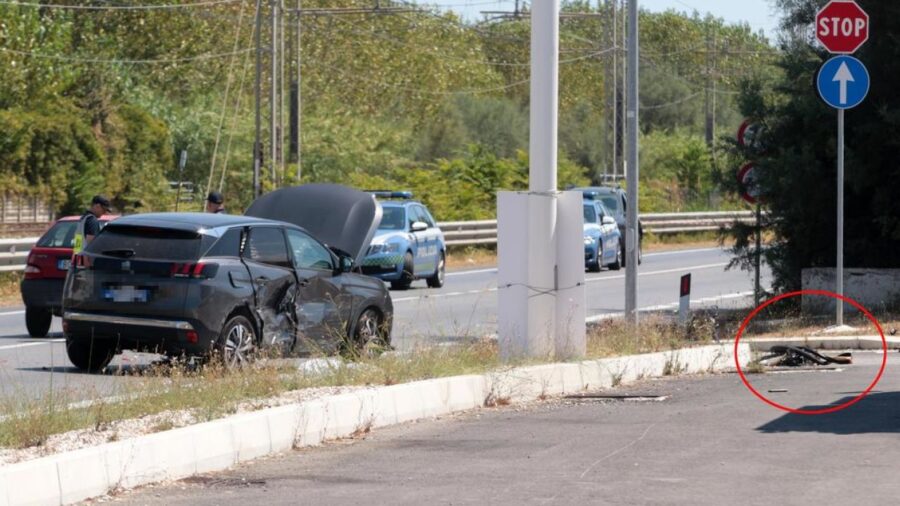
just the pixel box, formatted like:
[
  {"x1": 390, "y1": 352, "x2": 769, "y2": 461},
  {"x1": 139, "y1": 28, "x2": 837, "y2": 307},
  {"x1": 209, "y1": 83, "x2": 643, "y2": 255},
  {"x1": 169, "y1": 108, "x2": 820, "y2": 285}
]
[{"x1": 497, "y1": 0, "x2": 585, "y2": 360}]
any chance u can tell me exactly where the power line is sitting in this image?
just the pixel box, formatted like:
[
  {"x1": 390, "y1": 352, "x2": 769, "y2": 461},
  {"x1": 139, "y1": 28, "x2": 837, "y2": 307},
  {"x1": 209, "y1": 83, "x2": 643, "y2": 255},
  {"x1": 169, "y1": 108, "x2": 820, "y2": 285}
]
[
  {"x1": 312, "y1": 59, "x2": 528, "y2": 95},
  {"x1": 0, "y1": 46, "x2": 253, "y2": 64},
  {"x1": 312, "y1": 12, "x2": 612, "y2": 67},
  {"x1": 0, "y1": 0, "x2": 241, "y2": 10}
]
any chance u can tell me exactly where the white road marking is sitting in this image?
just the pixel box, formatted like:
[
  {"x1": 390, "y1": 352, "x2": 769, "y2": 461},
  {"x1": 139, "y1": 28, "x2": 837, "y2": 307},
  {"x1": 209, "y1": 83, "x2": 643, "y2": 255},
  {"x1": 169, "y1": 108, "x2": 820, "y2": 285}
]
[
  {"x1": 584, "y1": 291, "x2": 756, "y2": 323},
  {"x1": 0, "y1": 338, "x2": 65, "y2": 351},
  {"x1": 394, "y1": 263, "x2": 730, "y2": 303},
  {"x1": 0, "y1": 310, "x2": 25, "y2": 317},
  {"x1": 446, "y1": 268, "x2": 498, "y2": 277}
]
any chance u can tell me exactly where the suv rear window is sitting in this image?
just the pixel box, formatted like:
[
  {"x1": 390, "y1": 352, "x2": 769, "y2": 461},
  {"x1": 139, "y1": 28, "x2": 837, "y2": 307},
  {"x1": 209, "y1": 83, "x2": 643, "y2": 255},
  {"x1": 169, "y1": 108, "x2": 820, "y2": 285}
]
[
  {"x1": 600, "y1": 196, "x2": 619, "y2": 213},
  {"x1": 86, "y1": 225, "x2": 207, "y2": 261},
  {"x1": 36, "y1": 221, "x2": 78, "y2": 248}
]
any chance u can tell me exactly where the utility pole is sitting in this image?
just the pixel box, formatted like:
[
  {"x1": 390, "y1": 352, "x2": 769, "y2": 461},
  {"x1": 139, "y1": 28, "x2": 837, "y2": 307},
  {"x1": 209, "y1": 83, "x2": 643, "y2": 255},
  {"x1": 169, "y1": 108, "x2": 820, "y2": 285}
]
[
  {"x1": 295, "y1": 0, "x2": 302, "y2": 183},
  {"x1": 270, "y1": 0, "x2": 279, "y2": 185},
  {"x1": 253, "y1": 0, "x2": 263, "y2": 199},
  {"x1": 705, "y1": 28, "x2": 717, "y2": 148},
  {"x1": 606, "y1": 0, "x2": 617, "y2": 182},
  {"x1": 279, "y1": 1, "x2": 415, "y2": 187},
  {"x1": 618, "y1": 0, "x2": 626, "y2": 180},
  {"x1": 278, "y1": 0, "x2": 287, "y2": 182},
  {"x1": 625, "y1": 0, "x2": 639, "y2": 322}
]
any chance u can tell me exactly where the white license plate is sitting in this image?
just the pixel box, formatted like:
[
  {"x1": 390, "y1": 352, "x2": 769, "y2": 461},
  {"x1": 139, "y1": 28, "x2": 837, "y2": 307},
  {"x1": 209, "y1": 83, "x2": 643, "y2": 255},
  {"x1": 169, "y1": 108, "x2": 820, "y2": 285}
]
[
  {"x1": 57, "y1": 259, "x2": 71, "y2": 270},
  {"x1": 103, "y1": 286, "x2": 149, "y2": 303}
]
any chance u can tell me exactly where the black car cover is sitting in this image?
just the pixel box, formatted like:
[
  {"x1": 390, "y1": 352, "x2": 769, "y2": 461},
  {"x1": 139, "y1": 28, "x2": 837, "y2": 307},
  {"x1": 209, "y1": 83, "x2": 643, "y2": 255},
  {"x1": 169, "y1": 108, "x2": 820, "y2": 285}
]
[{"x1": 245, "y1": 184, "x2": 382, "y2": 264}]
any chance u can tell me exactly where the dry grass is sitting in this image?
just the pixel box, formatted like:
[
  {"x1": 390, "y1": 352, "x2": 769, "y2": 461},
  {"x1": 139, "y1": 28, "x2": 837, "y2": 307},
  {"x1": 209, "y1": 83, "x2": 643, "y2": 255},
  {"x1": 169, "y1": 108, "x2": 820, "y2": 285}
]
[
  {"x1": 0, "y1": 340, "x2": 504, "y2": 450},
  {"x1": 586, "y1": 315, "x2": 716, "y2": 358},
  {"x1": 0, "y1": 316, "x2": 719, "y2": 452},
  {"x1": 643, "y1": 232, "x2": 726, "y2": 252},
  {"x1": 446, "y1": 246, "x2": 497, "y2": 270},
  {"x1": 0, "y1": 273, "x2": 23, "y2": 307}
]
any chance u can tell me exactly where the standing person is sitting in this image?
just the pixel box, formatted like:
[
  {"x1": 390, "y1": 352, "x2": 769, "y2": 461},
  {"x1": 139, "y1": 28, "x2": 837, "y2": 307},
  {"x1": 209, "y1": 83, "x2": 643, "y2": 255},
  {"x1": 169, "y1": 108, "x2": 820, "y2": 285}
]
[
  {"x1": 73, "y1": 195, "x2": 111, "y2": 254},
  {"x1": 205, "y1": 191, "x2": 226, "y2": 214}
]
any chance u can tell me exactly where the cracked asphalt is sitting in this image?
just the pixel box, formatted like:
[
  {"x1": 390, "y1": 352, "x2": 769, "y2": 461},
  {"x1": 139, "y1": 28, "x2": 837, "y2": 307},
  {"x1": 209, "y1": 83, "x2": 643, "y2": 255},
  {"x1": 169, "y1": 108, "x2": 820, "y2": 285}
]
[{"x1": 113, "y1": 352, "x2": 900, "y2": 506}]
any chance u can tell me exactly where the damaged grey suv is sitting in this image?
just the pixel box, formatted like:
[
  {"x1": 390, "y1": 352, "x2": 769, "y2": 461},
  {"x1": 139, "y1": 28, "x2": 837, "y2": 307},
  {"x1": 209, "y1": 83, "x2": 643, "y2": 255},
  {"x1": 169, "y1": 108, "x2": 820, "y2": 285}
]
[{"x1": 62, "y1": 185, "x2": 392, "y2": 372}]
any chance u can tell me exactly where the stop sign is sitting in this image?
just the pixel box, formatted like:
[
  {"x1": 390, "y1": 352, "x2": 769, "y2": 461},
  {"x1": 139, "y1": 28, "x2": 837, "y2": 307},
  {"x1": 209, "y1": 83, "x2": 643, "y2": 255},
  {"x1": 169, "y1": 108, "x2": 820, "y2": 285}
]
[{"x1": 816, "y1": 0, "x2": 869, "y2": 54}]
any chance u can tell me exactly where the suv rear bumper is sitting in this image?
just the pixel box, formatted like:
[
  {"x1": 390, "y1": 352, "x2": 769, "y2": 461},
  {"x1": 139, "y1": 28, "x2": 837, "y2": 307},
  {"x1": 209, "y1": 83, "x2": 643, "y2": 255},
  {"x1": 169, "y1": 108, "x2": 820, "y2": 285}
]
[
  {"x1": 63, "y1": 311, "x2": 217, "y2": 355},
  {"x1": 21, "y1": 278, "x2": 65, "y2": 314}
]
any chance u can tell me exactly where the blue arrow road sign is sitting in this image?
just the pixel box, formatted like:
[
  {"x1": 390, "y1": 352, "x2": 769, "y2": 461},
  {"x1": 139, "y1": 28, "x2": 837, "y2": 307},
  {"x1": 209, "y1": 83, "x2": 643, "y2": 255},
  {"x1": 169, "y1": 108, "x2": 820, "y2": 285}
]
[{"x1": 817, "y1": 55, "x2": 870, "y2": 109}]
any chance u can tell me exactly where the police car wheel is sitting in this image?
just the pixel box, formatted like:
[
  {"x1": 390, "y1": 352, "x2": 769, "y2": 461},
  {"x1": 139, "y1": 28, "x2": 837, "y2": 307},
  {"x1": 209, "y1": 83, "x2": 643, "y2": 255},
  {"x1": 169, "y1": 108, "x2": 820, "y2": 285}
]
[
  {"x1": 391, "y1": 252, "x2": 415, "y2": 290},
  {"x1": 427, "y1": 252, "x2": 445, "y2": 288},
  {"x1": 610, "y1": 243, "x2": 622, "y2": 271},
  {"x1": 588, "y1": 245, "x2": 602, "y2": 272}
]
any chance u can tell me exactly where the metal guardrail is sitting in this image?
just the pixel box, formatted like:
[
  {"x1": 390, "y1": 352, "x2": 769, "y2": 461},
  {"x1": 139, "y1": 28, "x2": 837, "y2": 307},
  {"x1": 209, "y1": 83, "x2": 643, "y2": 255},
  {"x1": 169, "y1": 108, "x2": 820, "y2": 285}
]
[
  {"x1": 0, "y1": 211, "x2": 756, "y2": 270},
  {"x1": 0, "y1": 237, "x2": 39, "y2": 272},
  {"x1": 439, "y1": 211, "x2": 756, "y2": 247}
]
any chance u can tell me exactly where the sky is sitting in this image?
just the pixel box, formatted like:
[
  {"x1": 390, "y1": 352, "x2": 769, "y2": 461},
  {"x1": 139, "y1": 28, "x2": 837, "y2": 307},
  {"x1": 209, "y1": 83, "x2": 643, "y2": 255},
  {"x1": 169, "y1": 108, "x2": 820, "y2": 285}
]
[{"x1": 424, "y1": 0, "x2": 782, "y2": 38}]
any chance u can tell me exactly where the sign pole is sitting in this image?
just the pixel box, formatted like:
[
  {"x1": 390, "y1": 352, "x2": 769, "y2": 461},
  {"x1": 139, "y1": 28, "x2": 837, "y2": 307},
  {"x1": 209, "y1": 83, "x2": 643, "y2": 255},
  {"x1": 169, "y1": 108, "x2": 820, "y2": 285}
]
[
  {"x1": 837, "y1": 108, "x2": 844, "y2": 326},
  {"x1": 755, "y1": 202, "x2": 761, "y2": 307}
]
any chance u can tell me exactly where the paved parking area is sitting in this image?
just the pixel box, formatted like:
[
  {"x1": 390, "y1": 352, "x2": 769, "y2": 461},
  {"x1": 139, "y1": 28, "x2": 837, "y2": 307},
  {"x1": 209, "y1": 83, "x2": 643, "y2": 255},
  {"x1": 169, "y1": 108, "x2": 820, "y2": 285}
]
[{"x1": 115, "y1": 352, "x2": 900, "y2": 506}]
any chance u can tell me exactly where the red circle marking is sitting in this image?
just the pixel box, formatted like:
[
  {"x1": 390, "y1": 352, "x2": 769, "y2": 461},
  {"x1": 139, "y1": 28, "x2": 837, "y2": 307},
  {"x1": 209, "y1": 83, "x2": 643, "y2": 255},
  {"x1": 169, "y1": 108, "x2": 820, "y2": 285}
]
[
  {"x1": 737, "y1": 162, "x2": 758, "y2": 205},
  {"x1": 733, "y1": 290, "x2": 887, "y2": 415}
]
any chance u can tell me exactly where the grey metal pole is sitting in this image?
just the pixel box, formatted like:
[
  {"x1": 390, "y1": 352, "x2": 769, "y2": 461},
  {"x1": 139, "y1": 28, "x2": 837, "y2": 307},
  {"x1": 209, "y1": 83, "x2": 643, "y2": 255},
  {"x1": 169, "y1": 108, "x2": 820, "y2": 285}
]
[
  {"x1": 837, "y1": 108, "x2": 844, "y2": 326},
  {"x1": 279, "y1": 0, "x2": 286, "y2": 184},
  {"x1": 253, "y1": 0, "x2": 263, "y2": 198},
  {"x1": 625, "y1": 0, "x2": 639, "y2": 322},
  {"x1": 610, "y1": 0, "x2": 618, "y2": 182},
  {"x1": 270, "y1": 0, "x2": 278, "y2": 185},
  {"x1": 755, "y1": 202, "x2": 761, "y2": 307},
  {"x1": 296, "y1": 0, "x2": 302, "y2": 183}
]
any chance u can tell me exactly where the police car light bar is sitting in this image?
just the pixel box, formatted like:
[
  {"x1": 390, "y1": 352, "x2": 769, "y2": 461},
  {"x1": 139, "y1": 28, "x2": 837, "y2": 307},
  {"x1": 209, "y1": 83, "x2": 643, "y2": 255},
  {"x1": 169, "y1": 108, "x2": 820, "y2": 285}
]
[
  {"x1": 365, "y1": 190, "x2": 413, "y2": 200},
  {"x1": 582, "y1": 191, "x2": 599, "y2": 200}
]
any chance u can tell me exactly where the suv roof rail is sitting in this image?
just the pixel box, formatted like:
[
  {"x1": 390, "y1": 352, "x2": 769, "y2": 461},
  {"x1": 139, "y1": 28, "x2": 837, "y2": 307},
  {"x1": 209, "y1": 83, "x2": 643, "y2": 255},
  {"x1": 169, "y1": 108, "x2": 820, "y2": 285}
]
[{"x1": 365, "y1": 190, "x2": 413, "y2": 200}]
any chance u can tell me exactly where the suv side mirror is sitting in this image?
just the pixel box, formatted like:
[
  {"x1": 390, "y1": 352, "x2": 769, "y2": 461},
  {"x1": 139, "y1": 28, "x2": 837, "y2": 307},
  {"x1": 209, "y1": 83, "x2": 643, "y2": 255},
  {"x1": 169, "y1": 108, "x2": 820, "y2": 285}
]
[
  {"x1": 339, "y1": 255, "x2": 354, "y2": 273},
  {"x1": 411, "y1": 221, "x2": 428, "y2": 232},
  {"x1": 602, "y1": 216, "x2": 616, "y2": 226}
]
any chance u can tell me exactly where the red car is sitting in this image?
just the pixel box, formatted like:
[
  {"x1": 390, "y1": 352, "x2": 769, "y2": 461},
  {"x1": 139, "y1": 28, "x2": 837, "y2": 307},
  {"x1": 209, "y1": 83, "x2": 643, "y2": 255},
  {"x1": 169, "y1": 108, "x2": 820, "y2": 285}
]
[{"x1": 21, "y1": 215, "x2": 116, "y2": 337}]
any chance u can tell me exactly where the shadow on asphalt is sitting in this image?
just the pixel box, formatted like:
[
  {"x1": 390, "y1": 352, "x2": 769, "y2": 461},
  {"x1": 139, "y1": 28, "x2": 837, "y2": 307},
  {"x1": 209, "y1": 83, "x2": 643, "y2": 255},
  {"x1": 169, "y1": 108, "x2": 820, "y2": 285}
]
[
  {"x1": 756, "y1": 392, "x2": 900, "y2": 434},
  {"x1": 16, "y1": 363, "x2": 155, "y2": 376}
]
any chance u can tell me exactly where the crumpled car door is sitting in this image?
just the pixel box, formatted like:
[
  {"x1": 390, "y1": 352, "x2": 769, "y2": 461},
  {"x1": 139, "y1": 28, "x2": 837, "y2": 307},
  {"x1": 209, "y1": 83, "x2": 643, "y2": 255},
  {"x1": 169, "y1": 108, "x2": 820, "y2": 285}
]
[
  {"x1": 285, "y1": 228, "x2": 347, "y2": 352},
  {"x1": 241, "y1": 226, "x2": 298, "y2": 353}
]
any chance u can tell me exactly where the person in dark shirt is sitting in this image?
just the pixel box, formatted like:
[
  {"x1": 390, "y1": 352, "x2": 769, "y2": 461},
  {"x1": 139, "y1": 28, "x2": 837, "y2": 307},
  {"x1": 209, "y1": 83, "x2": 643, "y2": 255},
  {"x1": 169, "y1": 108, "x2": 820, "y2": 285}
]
[
  {"x1": 206, "y1": 191, "x2": 226, "y2": 214},
  {"x1": 73, "y1": 195, "x2": 111, "y2": 253}
]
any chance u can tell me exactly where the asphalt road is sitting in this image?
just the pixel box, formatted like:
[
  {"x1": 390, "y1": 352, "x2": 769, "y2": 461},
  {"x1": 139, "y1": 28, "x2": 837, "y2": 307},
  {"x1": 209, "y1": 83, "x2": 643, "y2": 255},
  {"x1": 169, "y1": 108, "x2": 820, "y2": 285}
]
[
  {"x1": 116, "y1": 352, "x2": 899, "y2": 506},
  {"x1": 392, "y1": 247, "x2": 766, "y2": 348},
  {"x1": 0, "y1": 247, "x2": 769, "y2": 403}
]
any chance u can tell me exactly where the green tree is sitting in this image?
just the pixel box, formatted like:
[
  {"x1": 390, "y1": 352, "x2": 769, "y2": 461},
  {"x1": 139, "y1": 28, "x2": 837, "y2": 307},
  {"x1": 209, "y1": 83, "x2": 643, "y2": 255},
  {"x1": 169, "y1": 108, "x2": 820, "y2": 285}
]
[{"x1": 725, "y1": 0, "x2": 900, "y2": 292}]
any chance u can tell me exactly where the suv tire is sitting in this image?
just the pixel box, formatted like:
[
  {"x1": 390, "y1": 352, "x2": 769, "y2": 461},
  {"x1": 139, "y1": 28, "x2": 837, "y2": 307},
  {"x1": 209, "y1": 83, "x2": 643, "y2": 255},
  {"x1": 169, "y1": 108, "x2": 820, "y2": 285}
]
[
  {"x1": 214, "y1": 315, "x2": 258, "y2": 369},
  {"x1": 25, "y1": 306, "x2": 52, "y2": 338},
  {"x1": 66, "y1": 338, "x2": 116, "y2": 372}
]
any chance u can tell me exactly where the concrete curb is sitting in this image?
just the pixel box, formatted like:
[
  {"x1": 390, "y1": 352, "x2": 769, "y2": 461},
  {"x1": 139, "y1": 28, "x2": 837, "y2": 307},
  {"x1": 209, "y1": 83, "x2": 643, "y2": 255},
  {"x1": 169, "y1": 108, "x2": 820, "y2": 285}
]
[
  {"x1": 0, "y1": 343, "x2": 750, "y2": 506},
  {"x1": 746, "y1": 336, "x2": 900, "y2": 351}
]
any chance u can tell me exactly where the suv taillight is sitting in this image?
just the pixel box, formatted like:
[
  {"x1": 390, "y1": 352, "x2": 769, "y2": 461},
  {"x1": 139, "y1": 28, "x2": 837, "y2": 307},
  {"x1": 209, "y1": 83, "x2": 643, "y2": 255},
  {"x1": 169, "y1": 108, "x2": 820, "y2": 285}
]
[
  {"x1": 73, "y1": 254, "x2": 91, "y2": 269},
  {"x1": 170, "y1": 262, "x2": 218, "y2": 279}
]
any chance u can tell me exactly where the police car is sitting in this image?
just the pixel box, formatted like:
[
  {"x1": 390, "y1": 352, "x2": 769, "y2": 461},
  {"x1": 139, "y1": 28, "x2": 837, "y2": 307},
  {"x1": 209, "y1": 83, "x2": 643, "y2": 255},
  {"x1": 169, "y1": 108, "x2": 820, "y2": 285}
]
[
  {"x1": 583, "y1": 196, "x2": 623, "y2": 272},
  {"x1": 361, "y1": 192, "x2": 446, "y2": 290}
]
